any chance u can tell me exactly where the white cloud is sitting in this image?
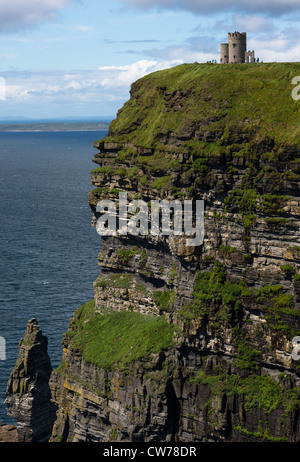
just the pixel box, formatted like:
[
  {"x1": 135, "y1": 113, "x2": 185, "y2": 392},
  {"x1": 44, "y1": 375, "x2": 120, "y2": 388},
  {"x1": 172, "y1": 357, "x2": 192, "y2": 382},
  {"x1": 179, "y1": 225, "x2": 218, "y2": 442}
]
[
  {"x1": 98, "y1": 59, "x2": 182, "y2": 87},
  {"x1": 0, "y1": 59, "x2": 185, "y2": 117},
  {"x1": 249, "y1": 28, "x2": 300, "y2": 61},
  {"x1": 0, "y1": 0, "x2": 74, "y2": 32},
  {"x1": 113, "y1": 0, "x2": 300, "y2": 16}
]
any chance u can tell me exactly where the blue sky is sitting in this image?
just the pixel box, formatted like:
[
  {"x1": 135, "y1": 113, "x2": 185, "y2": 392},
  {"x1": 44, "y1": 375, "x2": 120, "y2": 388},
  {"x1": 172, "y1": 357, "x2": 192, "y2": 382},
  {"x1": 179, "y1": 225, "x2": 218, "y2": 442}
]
[{"x1": 0, "y1": 0, "x2": 300, "y2": 120}]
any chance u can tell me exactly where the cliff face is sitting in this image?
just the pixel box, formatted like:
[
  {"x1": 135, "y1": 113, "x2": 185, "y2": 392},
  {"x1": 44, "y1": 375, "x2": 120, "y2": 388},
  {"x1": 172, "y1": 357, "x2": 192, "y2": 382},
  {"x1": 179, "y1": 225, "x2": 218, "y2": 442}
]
[{"x1": 9, "y1": 63, "x2": 300, "y2": 442}]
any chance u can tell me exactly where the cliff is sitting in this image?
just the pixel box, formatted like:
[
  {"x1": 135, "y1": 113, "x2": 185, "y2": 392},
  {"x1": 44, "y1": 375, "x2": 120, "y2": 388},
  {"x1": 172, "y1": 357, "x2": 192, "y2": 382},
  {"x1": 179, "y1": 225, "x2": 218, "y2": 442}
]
[{"x1": 8, "y1": 62, "x2": 300, "y2": 442}]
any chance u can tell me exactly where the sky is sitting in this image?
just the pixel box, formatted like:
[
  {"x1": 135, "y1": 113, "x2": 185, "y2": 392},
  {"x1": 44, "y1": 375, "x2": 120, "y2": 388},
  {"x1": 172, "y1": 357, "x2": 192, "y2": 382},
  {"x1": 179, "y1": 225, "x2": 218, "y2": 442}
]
[{"x1": 0, "y1": 0, "x2": 300, "y2": 120}]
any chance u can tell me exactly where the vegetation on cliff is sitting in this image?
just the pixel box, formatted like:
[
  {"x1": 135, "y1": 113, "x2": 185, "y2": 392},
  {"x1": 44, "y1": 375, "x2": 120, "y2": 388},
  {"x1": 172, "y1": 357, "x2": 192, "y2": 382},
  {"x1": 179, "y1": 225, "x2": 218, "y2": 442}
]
[
  {"x1": 65, "y1": 300, "x2": 179, "y2": 370},
  {"x1": 49, "y1": 62, "x2": 300, "y2": 442},
  {"x1": 97, "y1": 62, "x2": 300, "y2": 150}
]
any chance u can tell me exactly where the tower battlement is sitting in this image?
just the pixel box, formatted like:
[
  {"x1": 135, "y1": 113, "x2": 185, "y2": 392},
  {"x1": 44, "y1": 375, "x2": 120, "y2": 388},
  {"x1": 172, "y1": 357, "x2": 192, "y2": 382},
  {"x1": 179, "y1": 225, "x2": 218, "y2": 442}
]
[{"x1": 228, "y1": 32, "x2": 246, "y2": 39}]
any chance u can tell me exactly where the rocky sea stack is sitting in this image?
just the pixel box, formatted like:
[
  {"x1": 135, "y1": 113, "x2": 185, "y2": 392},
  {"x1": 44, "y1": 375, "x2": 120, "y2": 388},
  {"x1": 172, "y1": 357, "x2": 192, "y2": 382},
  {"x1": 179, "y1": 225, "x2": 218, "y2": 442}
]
[
  {"x1": 5, "y1": 319, "x2": 56, "y2": 442},
  {"x1": 7, "y1": 62, "x2": 300, "y2": 442}
]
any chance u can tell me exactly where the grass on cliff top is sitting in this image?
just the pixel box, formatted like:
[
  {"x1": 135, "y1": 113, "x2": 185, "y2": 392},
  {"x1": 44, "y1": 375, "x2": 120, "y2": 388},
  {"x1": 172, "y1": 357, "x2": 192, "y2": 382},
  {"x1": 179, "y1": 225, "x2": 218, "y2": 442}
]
[
  {"x1": 66, "y1": 300, "x2": 177, "y2": 370},
  {"x1": 101, "y1": 62, "x2": 300, "y2": 151}
]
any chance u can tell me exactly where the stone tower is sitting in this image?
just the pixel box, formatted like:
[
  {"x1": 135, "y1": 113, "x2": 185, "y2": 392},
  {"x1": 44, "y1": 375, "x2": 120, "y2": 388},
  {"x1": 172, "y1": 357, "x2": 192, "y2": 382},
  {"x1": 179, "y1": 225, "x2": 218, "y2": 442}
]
[
  {"x1": 220, "y1": 32, "x2": 255, "y2": 64},
  {"x1": 228, "y1": 32, "x2": 246, "y2": 63},
  {"x1": 220, "y1": 43, "x2": 229, "y2": 64}
]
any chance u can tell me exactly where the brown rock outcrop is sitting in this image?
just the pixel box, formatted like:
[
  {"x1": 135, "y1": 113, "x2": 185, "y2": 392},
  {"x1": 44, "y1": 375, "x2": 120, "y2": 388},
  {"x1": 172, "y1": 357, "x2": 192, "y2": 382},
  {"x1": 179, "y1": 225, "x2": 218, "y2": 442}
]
[{"x1": 0, "y1": 423, "x2": 20, "y2": 442}]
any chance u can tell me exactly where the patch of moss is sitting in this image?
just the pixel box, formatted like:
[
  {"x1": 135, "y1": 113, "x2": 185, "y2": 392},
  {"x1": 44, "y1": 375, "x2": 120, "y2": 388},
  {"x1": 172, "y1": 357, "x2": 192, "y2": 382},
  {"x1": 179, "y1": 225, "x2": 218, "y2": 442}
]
[
  {"x1": 139, "y1": 249, "x2": 148, "y2": 268},
  {"x1": 168, "y1": 263, "x2": 177, "y2": 285},
  {"x1": 255, "y1": 284, "x2": 283, "y2": 301},
  {"x1": 189, "y1": 260, "x2": 251, "y2": 320},
  {"x1": 234, "y1": 423, "x2": 287, "y2": 442},
  {"x1": 219, "y1": 245, "x2": 236, "y2": 254},
  {"x1": 151, "y1": 176, "x2": 171, "y2": 190},
  {"x1": 153, "y1": 290, "x2": 177, "y2": 311},
  {"x1": 190, "y1": 362, "x2": 300, "y2": 419},
  {"x1": 89, "y1": 187, "x2": 109, "y2": 205},
  {"x1": 280, "y1": 264, "x2": 296, "y2": 276},
  {"x1": 259, "y1": 194, "x2": 289, "y2": 215},
  {"x1": 232, "y1": 328, "x2": 260, "y2": 372},
  {"x1": 224, "y1": 188, "x2": 258, "y2": 241},
  {"x1": 255, "y1": 284, "x2": 299, "y2": 318},
  {"x1": 117, "y1": 247, "x2": 138, "y2": 264},
  {"x1": 265, "y1": 217, "x2": 289, "y2": 224},
  {"x1": 225, "y1": 188, "x2": 258, "y2": 213},
  {"x1": 139, "y1": 175, "x2": 148, "y2": 185},
  {"x1": 96, "y1": 274, "x2": 133, "y2": 289},
  {"x1": 128, "y1": 166, "x2": 140, "y2": 179},
  {"x1": 91, "y1": 166, "x2": 114, "y2": 175}
]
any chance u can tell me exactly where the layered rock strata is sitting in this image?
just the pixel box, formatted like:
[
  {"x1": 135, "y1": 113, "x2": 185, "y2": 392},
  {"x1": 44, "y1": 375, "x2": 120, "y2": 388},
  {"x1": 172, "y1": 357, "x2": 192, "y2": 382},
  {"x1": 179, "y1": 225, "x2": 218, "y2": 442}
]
[
  {"x1": 9, "y1": 63, "x2": 300, "y2": 442},
  {"x1": 5, "y1": 319, "x2": 57, "y2": 442}
]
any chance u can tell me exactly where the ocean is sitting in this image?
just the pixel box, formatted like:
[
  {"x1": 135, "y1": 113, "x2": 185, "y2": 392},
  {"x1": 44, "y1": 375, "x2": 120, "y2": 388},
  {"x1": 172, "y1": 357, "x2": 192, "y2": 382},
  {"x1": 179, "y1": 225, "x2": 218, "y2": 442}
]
[{"x1": 0, "y1": 125, "x2": 107, "y2": 423}]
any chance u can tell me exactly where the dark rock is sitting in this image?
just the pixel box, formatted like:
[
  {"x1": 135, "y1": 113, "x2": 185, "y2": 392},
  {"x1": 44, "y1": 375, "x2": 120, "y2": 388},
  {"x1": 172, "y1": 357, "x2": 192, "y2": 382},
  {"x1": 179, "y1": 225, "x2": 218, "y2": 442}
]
[
  {"x1": 5, "y1": 319, "x2": 57, "y2": 442},
  {"x1": 8, "y1": 63, "x2": 300, "y2": 442}
]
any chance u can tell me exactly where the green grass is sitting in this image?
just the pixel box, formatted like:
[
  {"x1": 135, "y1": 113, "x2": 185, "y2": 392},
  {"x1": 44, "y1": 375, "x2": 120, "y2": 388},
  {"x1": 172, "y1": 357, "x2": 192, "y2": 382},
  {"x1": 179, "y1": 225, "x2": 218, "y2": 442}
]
[
  {"x1": 91, "y1": 63, "x2": 300, "y2": 210},
  {"x1": 100, "y1": 62, "x2": 300, "y2": 152},
  {"x1": 66, "y1": 300, "x2": 177, "y2": 370}
]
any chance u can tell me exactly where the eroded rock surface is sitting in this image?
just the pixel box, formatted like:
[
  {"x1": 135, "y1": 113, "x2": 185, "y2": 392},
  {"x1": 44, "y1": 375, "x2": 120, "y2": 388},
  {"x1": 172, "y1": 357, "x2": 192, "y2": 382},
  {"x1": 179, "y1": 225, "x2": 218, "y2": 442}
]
[
  {"x1": 5, "y1": 319, "x2": 57, "y2": 442},
  {"x1": 7, "y1": 63, "x2": 300, "y2": 442}
]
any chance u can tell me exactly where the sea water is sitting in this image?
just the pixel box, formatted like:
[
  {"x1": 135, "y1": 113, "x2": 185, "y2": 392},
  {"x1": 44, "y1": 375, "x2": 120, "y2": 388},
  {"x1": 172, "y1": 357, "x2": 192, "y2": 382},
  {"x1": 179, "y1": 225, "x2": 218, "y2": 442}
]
[{"x1": 0, "y1": 126, "x2": 107, "y2": 422}]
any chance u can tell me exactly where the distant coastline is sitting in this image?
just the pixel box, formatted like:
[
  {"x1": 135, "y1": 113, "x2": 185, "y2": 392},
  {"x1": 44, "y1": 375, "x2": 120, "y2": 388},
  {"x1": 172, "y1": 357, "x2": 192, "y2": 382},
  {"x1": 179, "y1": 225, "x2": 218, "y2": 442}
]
[{"x1": 0, "y1": 121, "x2": 111, "y2": 132}]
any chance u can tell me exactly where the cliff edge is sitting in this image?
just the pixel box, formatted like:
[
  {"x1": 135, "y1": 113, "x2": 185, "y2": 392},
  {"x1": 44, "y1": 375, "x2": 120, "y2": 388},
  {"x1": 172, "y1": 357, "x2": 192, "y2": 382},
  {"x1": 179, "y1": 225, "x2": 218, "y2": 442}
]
[{"x1": 9, "y1": 62, "x2": 300, "y2": 442}]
